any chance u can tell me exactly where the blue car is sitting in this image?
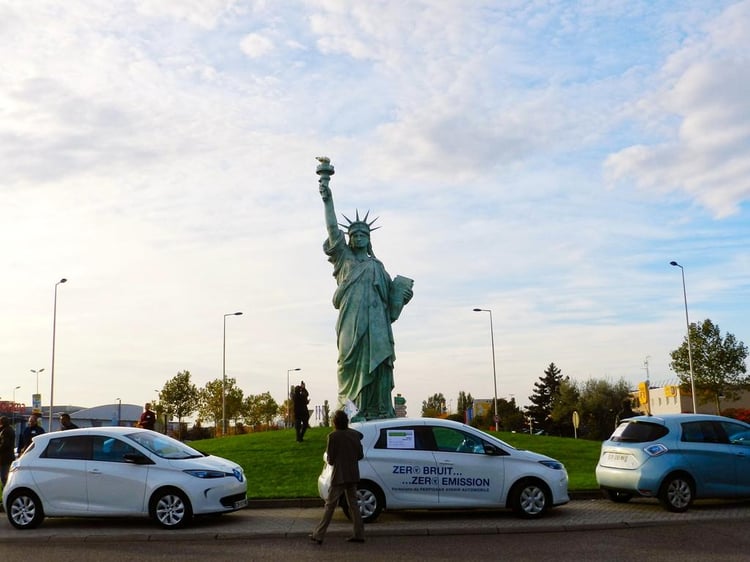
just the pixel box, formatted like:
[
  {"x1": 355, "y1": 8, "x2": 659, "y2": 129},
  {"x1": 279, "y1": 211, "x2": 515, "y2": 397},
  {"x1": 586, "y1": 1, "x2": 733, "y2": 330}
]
[{"x1": 596, "y1": 414, "x2": 750, "y2": 512}]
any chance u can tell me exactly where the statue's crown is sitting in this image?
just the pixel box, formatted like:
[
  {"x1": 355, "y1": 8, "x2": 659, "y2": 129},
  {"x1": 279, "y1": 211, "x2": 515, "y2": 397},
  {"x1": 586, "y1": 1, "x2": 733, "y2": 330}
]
[{"x1": 340, "y1": 210, "x2": 380, "y2": 235}]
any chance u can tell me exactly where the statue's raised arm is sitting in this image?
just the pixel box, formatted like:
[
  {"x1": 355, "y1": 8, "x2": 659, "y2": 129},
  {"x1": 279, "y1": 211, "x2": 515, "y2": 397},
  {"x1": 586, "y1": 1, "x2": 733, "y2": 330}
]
[{"x1": 316, "y1": 156, "x2": 339, "y2": 244}]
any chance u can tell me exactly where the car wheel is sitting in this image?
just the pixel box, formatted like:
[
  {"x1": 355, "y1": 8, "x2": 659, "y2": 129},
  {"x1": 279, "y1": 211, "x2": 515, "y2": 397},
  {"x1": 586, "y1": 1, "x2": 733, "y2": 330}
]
[
  {"x1": 509, "y1": 479, "x2": 550, "y2": 519},
  {"x1": 151, "y1": 487, "x2": 193, "y2": 529},
  {"x1": 658, "y1": 474, "x2": 693, "y2": 512},
  {"x1": 6, "y1": 489, "x2": 45, "y2": 530},
  {"x1": 340, "y1": 481, "x2": 384, "y2": 523},
  {"x1": 604, "y1": 490, "x2": 632, "y2": 503}
]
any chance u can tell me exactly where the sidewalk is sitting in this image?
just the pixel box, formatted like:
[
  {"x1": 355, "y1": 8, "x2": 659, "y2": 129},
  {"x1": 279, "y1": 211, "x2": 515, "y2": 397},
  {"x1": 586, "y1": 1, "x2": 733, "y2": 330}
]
[{"x1": 2, "y1": 496, "x2": 749, "y2": 543}]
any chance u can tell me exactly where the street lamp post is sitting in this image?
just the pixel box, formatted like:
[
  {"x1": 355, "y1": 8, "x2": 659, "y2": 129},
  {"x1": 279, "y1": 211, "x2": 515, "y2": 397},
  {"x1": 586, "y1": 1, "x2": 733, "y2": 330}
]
[
  {"x1": 473, "y1": 308, "x2": 499, "y2": 430},
  {"x1": 30, "y1": 368, "x2": 45, "y2": 394},
  {"x1": 287, "y1": 368, "x2": 301, "y2": 428},
  {"x1": 49, "y1": 278, "x2": 67, "y2": 431},
  {"x1": 12, "y1": 385, "x2": 21, "y2": 425},
  {"x1": 116, "y1": 398, "x2": 122, "y2": 426},
  {"x1": 670, "y1": 261, "x2": 697, "y2": 413},
  {"x1": 222, "y1": 311, "x2": 243, "y2": 437}
]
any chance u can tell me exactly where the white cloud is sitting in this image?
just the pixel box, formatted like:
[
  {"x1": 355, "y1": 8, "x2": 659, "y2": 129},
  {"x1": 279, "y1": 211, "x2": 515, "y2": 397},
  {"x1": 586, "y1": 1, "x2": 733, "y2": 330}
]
[
  {"x1": 240, "y1": 33, "x2": 275, "y2": 58},
  {"x1": 605, "y1": 1, "x2": 750, "y2": 217}
]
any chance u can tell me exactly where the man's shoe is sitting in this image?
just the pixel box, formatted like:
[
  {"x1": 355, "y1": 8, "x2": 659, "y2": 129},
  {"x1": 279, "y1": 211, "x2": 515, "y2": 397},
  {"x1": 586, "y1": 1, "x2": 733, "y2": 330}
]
[
  {"x1": 309, "y1": 534, "x2": 322, "y2": 545},
  {"x1": 346, "y1": 537, "x2": 365, "y2": 543}
]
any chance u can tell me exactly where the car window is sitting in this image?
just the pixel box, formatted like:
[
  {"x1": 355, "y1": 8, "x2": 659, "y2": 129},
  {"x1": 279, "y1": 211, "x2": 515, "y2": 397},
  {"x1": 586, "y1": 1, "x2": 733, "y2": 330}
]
[
  {"x1": 681, "y1": 421, "x2": 728, "y2": 444},
  {"x1": 719, "y1": 421, "x2": 750, "y2": 446},
  {"x1": 124, "y1": 431, "x2": 204, "y2": 459},
  {"x1": 432, "y1": 427, "x2": 486, "y2": 454},
  {"x1": 610, "y1": 421, "x2": 669, "y2": 443},
  {"x1": 42, "y1": 435, "x2": 92, "y2": 460},
  {"x1": 92, "y1": 436, "x2": 140, "y2": 462},
  {"x1": 374, "y1": 426, "x2": 436, "y2": 451}
]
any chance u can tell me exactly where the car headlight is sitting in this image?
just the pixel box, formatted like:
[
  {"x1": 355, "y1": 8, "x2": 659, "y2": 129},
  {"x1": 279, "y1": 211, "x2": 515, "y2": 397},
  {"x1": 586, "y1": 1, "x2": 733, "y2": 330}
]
[
  {"x1": 538, "y1": 460, "x2": 564, "y2": 470},
  {"x1": 183, "y1": 469, "x2": 227, "y2": 479}
]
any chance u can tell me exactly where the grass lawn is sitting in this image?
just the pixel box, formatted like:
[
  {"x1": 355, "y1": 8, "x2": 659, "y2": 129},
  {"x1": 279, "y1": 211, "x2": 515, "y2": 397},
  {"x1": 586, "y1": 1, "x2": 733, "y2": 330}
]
[{"x1": 194, "y1": 426, "x2": 602, "y2": 499}]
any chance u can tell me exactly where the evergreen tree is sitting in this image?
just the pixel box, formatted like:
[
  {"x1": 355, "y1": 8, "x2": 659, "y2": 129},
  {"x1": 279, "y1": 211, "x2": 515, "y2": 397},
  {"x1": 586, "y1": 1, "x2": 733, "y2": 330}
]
[{"x1": 526, "y1": 363, "x2": 566, "y2": 435}]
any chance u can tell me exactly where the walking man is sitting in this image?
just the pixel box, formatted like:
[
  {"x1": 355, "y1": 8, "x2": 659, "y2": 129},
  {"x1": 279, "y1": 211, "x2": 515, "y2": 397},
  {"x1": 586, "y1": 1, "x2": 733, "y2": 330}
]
[{"x1": 310, "y1": 410, "x2": 365, "y2": 544}]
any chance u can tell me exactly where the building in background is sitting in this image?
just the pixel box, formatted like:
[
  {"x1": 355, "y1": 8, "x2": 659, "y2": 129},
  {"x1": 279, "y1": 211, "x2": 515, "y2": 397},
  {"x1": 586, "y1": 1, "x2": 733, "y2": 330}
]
[{"x1": 631, "y1": 381, "x2": 750, "y2": 416}]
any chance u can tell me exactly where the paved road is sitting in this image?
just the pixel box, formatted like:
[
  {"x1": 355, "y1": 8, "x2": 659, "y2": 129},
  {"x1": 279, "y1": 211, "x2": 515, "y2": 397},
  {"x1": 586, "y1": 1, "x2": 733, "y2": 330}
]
[
  {"x1": 3, "y1": 521, "x2": 750, "y2": 561},
  {"x1": 1, "y1": 496, "x2": 749, "y2": 543}
]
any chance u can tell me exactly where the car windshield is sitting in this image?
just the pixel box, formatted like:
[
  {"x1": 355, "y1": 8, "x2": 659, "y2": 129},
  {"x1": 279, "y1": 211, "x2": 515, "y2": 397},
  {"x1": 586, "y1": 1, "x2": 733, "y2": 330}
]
[
  {"x1": 124, "y1": 432, "x2": 206, "y2": 459},
  {"x1": 609, "y1": 420, "x2": 669, "y2": 443}
]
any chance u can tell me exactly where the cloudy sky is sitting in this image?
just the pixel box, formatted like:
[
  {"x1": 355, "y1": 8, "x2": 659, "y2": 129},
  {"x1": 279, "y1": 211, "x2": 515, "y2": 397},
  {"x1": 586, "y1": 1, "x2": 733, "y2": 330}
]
[{"x1": 2, "y1": 0, "x2": 749, "y2": 419}]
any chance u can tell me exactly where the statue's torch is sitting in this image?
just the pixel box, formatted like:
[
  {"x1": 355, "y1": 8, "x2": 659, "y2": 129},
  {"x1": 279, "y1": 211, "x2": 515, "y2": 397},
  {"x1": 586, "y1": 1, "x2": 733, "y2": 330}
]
[{"x1": 316, "y1": 156, "x2": 335, "y2": 178}]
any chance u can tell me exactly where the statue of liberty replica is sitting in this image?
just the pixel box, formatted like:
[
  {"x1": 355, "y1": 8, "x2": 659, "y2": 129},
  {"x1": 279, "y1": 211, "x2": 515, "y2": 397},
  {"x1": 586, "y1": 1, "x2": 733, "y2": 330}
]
[{"x1": 317, "y1": 157, "x2": 414, "y2": 421}]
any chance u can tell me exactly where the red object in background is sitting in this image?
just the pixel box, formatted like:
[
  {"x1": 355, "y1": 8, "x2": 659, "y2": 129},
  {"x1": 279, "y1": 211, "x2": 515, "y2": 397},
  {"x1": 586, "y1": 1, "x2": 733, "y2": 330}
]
[
  {"x1": 722, "y1": 408, "x2": 750, "y2": 424},
  {"x1": 0, "y1": 400, "x2": 26, "y2": 414}
]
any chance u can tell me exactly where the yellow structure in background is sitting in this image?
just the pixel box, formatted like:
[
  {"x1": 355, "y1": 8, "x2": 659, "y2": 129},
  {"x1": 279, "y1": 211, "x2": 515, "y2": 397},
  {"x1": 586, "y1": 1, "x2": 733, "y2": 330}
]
[
  {"x1": 631, "y1": 381, "x2": 750, "y2": 416},
  {"x1": 638, "y1": 381, "x2": 650, "y2": 414},
  {"x1": 473, "y1": 399, "x2": 492, "y2": 417}
]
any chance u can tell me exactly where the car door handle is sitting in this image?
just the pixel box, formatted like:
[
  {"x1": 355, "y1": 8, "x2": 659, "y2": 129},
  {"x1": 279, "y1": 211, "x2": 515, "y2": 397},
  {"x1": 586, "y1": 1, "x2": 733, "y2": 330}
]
[{"x1": 89, "y1": 468, "x2": 102, "y2": 475}]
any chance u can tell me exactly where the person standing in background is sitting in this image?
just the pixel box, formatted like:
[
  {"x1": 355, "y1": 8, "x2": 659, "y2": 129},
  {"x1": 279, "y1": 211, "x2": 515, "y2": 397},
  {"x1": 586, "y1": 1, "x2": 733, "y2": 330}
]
[
  {"x1": 17, "y1": 414, "x2": 44, "y2": 456},
  {"x1": 0, "y1": 416, "x2": 16, "y2": 487},
  {"x1": 59, "y1": 413, "x2": 78, "y2": 430},
  {"x1": 293, "y1": 381, "x2": 311, "y2": 442},
  {"x1": 139, "y1": 403, "x2": 156, "y2": 430}
]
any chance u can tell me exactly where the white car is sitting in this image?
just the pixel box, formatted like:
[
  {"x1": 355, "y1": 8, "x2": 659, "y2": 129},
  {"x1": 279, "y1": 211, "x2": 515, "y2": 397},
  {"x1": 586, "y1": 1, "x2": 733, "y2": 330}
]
[
  {"x1": 2, "y1": 427, "x2": 247, "y2": 530},
  {"x1": 317, "y1": 418, "x2": 569, "y2": 522}
]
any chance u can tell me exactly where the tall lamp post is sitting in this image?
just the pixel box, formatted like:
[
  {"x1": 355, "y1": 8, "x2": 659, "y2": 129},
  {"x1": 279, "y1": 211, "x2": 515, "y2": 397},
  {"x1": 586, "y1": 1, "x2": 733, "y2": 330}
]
[
  {"x1": 116, "y1": 398, "x2": 122, "y2": 426},
  {"x1": 12, "y1": 385, "x2": 21, "y2": 425},
  {"x1": 670, "y1": 261, "x2": 697, "y2": 413},
  {"x1": 473, "y1": 308, "x2": 499, "y2": 430},
  {"x1": 49, "y1": 278, "x2": 67, "y2": 431},
  {"x1": 222, "y1": 311, "x2": 243, "y2": 436},
  {"x1": 286, "y1": 368, "x2": 301, "y2": 428},
  {"x1": 31, "y1": 368, "x2": 45, "y2": 394}
]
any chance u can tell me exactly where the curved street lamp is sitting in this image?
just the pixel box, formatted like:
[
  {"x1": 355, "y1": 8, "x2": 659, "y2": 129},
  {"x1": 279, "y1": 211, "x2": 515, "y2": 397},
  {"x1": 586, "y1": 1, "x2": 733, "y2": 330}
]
[
  {"x1": 222, "y1": 311, "x2": 243, "y2": 436},
  {"x1": 670, "y1": 261, "x2": 697, "y2": 413},
  {"x1": 473, "y1": 308, "x2": 499, "y2": 430},
  {"x1": 49, "y1": 278, "x2": 67, "y2": 430},
  {"x1": 287, "y1": 368, "x2": 301, "y2": 428}
]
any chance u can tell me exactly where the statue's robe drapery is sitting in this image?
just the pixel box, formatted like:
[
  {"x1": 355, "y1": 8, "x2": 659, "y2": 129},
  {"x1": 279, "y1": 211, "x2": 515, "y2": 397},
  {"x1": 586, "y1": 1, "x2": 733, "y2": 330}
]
[{"x1": 324, "y1": 230, "x2": 396, "y2": 419}]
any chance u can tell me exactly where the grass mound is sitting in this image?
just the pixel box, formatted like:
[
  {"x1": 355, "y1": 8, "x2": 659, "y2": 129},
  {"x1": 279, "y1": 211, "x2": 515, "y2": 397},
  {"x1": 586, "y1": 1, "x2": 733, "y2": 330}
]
[{"x1": 194, "y1": 426, "x2": 601, "y2": 499}]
